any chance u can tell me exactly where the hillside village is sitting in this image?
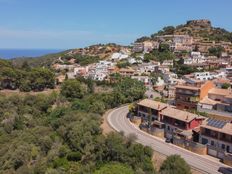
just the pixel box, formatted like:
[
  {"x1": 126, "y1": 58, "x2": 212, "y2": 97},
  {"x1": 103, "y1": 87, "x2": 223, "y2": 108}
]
[
  {"x1": 1, "y1": 19, "x2": 232, "y2": 169},
  {"x1": 50, "y1": 19, "x2": 232, "y2": 166}
]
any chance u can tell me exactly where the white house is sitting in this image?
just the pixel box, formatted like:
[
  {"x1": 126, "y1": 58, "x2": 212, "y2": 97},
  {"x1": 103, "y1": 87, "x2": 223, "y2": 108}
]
[
  {"x1": 96, "y1": 60, "x2": 114, "y2": 67},
  {"x1": 91, "y1": 72, "x2": 107, "y2": 81},
  {"x1": 194, "y1": 72, "x2": 214, "y2": 81},
  {"x1": 183, "y1": 58, "x2": 193, "y2": 65},
  {"x1": 184, "y1": 57, "x2": 206, "y2": 65},
  {"x1": 191, "y1": 51, "x2": 201, "y2": 58},
  {"x1": 74, "y1": 66, "x2": 89, "y2": 76},
  {"x1": 211, "y1": 70, "x2": 227, "y2": 79},
  {"x1": 138, "y1": 63, "x2": 156, "y2": 74},
  {"x1": 155, "y1": 77, "x2": 165, "y2": 86},
  {"x1": 162, "y1": 60, "x2": 173, "y2": 66},
  {"x1": 163, "y1": 72, "x2": 178, "y2": 85},
  {"x1": 128, "y1": 57, "x2": 142, "y2": 64},
  {"x1": 111, "y1": 52, "x2": 129, "y2": 61},
  {"x1": 131, "y1": 76, "x2": 150, "y2": 85}
]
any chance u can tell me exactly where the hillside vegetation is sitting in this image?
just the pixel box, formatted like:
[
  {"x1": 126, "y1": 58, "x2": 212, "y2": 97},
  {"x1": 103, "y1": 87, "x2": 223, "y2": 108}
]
[
  {"x1": 0, "y1": 78, "x2": 156, "y2": 174},
  {"x1": 10, "y1": 43, "x2": 128, "y2": 68},
  {"x1": 137, "y1": 19, "x2": 232, "y2": 43},
  {"x1": 0, "y1": 59, "x2": 55, "y2": 92}
]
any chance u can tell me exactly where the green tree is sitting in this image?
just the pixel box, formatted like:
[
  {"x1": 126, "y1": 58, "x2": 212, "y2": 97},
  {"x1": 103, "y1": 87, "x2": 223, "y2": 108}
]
[
  {"x1": 160, "y1": 155, "x2": 191, "y2": 174},
  {"x1": 86, "y1": 78, "x2": 95, "y2": 93},
  {"x1": 19, "y1": 79, "x2": 31, "y2": 92},
  {"x1": 162, "y1": 26, "x2": 175, "y2": 35},
  {"x1": 67, "y1": 151, "x2": 82, "y2": 161},
  {"x1": 61, "y1": 80, "x2": 86, "y2": 99},
  {"x1": 221, "y1": 83, "x2": 231, "y2": 89},
  {"x1": 158, "y1": 43, "x2": 170, "y2": 52},
  {"x1": 29, "y1": 68, "x2": 55, "y2": 91},
  {"x1": 116, "y1": 60, "x2": 130, "y2": 68},
  {"x1": 208, "y1": 46, "x2": 225, "y2": 58},
  {"x1": 136, "y1": 36, "x2": 151, "y2": 43},
  {"x1": 114, "y1": 78, "x2": 146, "y2": 103},
  {"x1": 146, "y1": 44, "x2": 175, "y2": 63}
]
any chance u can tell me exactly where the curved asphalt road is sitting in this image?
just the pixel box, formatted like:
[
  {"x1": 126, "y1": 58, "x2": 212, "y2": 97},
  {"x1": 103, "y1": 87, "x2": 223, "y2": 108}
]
[{"x1": 107, "y1": 106, "x2": 231, "y2": 174}]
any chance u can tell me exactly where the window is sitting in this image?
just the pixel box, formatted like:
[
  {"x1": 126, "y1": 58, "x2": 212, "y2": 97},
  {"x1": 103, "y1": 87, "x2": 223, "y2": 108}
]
[
  {"x1": 211, "y1": 140, "x2": 214, "y2": 146},
  {"x1": 205, "y1": 128, "x2": 211, "y2": 135},
  {"x1": 222, "y1": 144, "x2": 225, "y2": 150},
  {"x1": 227, "y1": 146, "x2": 230, "y2": 153},
  {"x1": 201, "y1": 138, "x2": 208, "y2": 145},
  {"x1": 221, "y1": 133, "x2": 226, "y2": 138}
]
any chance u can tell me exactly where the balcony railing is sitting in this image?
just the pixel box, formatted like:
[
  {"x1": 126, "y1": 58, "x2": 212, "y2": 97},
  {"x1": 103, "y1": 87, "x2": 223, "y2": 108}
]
[
  {"x1": 201, "y1": 132, "x2": 218, "y2": 139},
  {"x1": 176, "y1": 91, "x2": 200, "y2": 96}
]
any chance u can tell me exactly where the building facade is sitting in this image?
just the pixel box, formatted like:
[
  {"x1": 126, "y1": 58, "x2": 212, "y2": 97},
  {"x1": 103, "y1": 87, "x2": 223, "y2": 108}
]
[
  {"x1": 175, "y1": 81, "x2": 214, "y2": 110},
  {"x1": 199, "y1": 118, "x2": 232, "y2": 158}
]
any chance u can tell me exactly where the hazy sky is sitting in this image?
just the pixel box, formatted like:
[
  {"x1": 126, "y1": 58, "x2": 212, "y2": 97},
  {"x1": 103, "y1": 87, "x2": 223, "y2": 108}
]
[{"x1": 0, "y1": 0, "x2": 232, "y2": 49}]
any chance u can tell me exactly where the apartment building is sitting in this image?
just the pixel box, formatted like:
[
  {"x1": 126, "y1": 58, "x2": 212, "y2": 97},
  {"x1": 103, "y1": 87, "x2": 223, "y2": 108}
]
[
  {"x1": 137, "y1": 99, "x2": 205, "y2": 139},
  {"x1": 175, "y1": 81, "x2": 214, "y2": 110},
  {"x1": 160, "y1": 107, "x2": 205, "y2": 139},
  {"x1": 137, "y1": 99, "x2": 168, "y2": 121},
  {"x1": 163, "y1": 72, "x2": 178, "y2": 85},
  {"x1": 197, "y1": 88, "x2": 232, "y2": 117},
  {"x1": 119, "y1": 68, "x2": 135, "y2": 77},
  {"x1": 226, "y1": 67, "x2": 232, "y2": 79},
  {"x1": 199, "y1": 118, "x2": 232, "y2": 158}
]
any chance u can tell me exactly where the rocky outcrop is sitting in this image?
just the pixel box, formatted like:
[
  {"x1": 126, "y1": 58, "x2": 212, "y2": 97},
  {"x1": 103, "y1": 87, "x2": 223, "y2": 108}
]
[{"x1": 186, "y1": 19, "x2": 212, "y2": 28}]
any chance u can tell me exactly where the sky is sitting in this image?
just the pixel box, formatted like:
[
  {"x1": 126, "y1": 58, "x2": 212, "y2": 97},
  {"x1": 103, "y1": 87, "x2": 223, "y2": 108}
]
[{"x1": 0, "y1": 0, "x2": 232, "y2": 49}]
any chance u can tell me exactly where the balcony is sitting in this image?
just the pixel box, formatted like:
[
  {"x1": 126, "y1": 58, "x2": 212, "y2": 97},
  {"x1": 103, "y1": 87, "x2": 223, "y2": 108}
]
[
  {"x1": 219, "y1": 134, "x2": 232, "y2": 144},
  {"x1": 176, "y1": 99, "x2": 198, "y2": 105},
  {"x1": 201, "y1": 132, "x2": 218, "y2": 139},
  {"x1": 176, "y1": 91, "x2": 200, "y2": 96}
]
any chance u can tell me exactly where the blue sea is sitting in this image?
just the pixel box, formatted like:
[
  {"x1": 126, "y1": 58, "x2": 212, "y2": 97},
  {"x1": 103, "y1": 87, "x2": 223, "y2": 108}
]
[{"x1": 0, "y1": 49, "x2": 64, "y2": 59}]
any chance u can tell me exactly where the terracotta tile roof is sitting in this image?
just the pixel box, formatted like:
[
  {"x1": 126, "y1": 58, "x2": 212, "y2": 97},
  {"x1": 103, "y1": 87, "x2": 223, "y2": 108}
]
[
  {"x1": 119, "y1": 68, "x2": 135, "y2": 72},
  {"x1": 199, "y1": 97, "x2": 220, "y2": 105},
  {"x1": 208, "y1": 88, "x2": 232, "y2": 96},
  {"x1": 161, "y1": 107, "x2": 205, "y2": 123},
  {"x1": 226, "y1": 95, "x2": 232, "y2": 99},
  {"x1": 175, "y1": 85, "x2": 200, "y2": 91},
  {"x1": 213, "y1": 78, "x2": 230, "y2": 84},
  {"x1": 137, "y1": 99, "x2": 168, "y2": 111}
]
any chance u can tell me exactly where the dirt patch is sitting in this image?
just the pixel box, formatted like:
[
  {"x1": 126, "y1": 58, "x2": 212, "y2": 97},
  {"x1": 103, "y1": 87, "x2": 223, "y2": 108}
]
[
  {"x1": 95, "y1": 86, "x2": 113, "y2": 94},
  {"x1": 152, "y1": 150, "x2": 166, "y2": 171},
  {"x1": 101, "y1": 109, "x2": 115, "y2": 135},
  {"x1": 0, "y1": 88, "x2": 60, "y2": 96}
]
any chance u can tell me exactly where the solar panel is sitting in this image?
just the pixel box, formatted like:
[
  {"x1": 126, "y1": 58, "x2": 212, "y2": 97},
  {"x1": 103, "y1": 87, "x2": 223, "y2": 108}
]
[{"x1": 206, "y1": 118, "x2": 227, "y2": 129}]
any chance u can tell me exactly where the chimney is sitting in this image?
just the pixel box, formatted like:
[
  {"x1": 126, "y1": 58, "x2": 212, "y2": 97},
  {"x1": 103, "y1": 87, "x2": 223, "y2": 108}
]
[{"x1": 186, "y1": 115, "x2": 189, "y2": 120}]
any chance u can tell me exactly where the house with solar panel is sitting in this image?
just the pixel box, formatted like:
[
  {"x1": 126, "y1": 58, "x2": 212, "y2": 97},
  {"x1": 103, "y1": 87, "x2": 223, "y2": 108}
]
[{"x1": 198, "y1": 118, "x2": 232, "y2": 160}]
